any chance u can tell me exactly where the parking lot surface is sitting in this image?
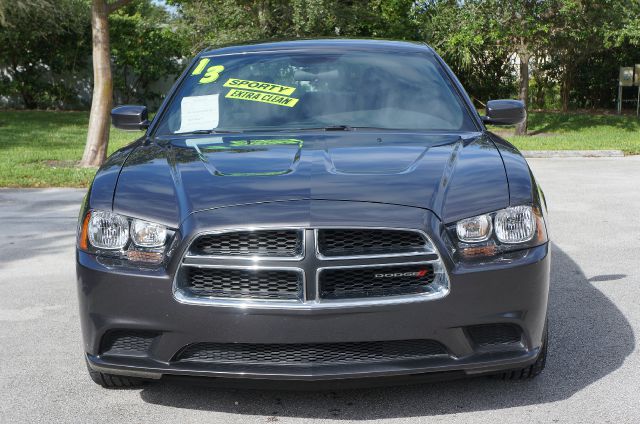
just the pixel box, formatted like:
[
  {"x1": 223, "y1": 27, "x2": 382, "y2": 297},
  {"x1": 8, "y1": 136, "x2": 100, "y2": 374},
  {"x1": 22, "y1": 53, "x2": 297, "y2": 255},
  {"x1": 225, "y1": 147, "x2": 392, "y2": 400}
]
[{"x1": 1, "y1": 157, "x2": 639, "y2": 423}]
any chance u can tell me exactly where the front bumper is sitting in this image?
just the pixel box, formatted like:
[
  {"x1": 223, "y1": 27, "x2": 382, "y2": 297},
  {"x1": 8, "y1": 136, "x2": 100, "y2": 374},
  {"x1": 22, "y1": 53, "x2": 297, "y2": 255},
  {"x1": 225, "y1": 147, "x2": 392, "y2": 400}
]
[
  {"x1": 86, "y1": 347, "x2": 541, "y2": 381},
  {"x1": 78, "y1": 200, "x2": 550, "y2": 382}
]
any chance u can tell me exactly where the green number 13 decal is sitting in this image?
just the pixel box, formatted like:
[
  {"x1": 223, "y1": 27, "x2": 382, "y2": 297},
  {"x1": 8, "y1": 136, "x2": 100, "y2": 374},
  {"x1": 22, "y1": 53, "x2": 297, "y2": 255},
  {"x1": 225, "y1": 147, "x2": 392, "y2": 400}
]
[{"x1": 191, "y1": 58, "x2": 224, "y2": 84}]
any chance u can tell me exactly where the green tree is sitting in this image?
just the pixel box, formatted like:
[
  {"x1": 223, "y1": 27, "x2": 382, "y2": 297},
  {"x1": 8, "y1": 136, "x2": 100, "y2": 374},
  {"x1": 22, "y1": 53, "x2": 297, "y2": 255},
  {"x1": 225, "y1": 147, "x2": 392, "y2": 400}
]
[
  {"x1": 0, "y1": 0, "x2": 91, "y2": 109},
  {"x1": 548, "y1": 0, "x2": 637, "y2": 112},
  {"x1": 611, "y1": 16, "x2": 640, "y2": 46},
  {"x1": 169, "y1": 0, "x2": 420, "y2": 53},
  {"x1": 109, "y1": 1, "x2": 185, "y2": 105},
  {"x1": 418, "y1": 0, "x2": 551, "y2": 134},
  {"x1": 482, "y1": 0, "x2": 556, "y2": 134},
  {"x1": 168, "y1": 0, "x2": 294, "y2": 53},
  {"x1": 418, "y1": 0, "x2": 517, "y2": 106}
]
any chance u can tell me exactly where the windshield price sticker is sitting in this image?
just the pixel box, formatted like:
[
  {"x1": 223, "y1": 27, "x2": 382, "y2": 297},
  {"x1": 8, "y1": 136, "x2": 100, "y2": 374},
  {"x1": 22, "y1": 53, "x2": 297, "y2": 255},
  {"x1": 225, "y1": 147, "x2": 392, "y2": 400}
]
[
  {"x1": 224, "y1": 78, "x2": 296, "y2": 96},
  {"x1": 225, "y1": 89, "x2": 299, "y2": 107},
  {"x1": 199, "y1": 65, "x2": 225, "y2": 84},
  {"x1": 191, "y1": 58, "x2": 210, "y2": 76},
  {"x1": 191, "y1": 58, "x2": 225, "y2": 84}
]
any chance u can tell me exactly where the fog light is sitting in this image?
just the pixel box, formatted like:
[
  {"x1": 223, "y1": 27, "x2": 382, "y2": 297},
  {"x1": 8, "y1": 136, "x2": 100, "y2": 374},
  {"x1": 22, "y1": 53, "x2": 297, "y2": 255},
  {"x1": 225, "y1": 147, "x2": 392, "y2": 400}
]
[
  {"x1": 460, "y1": 243, "x2": 498, "y2": 258},
  {"x1": 126, "y1": 249, "x2": 164, "y2": 264}
]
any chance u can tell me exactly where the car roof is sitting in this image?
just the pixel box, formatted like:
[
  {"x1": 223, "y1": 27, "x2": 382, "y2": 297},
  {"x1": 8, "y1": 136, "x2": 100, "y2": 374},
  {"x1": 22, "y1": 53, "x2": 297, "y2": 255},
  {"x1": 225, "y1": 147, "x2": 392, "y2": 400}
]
[{"x1": 200, "y1": 38, "x2": 435, "y2": 57}]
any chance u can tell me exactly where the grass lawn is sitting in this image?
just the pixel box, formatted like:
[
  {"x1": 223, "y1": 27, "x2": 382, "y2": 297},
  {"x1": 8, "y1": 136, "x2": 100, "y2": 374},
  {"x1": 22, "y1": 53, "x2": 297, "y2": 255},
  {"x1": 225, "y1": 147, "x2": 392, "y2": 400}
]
[
  {"x1": 0, "y1": 110, "x2": 143, "y2": 187},
  {"x1": 492, "y1": 112, "x2": 640, "y2": 154},
  {"x1": 0, "y1": 109, "x2": 639, "y2": 187}
]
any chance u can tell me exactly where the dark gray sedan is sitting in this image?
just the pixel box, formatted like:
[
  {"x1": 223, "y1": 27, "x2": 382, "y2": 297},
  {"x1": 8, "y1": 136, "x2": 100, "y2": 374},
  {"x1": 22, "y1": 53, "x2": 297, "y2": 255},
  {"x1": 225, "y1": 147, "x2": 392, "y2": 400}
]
[{"x1": 77, "y1": 39, "x2": 549, "y2": 388}]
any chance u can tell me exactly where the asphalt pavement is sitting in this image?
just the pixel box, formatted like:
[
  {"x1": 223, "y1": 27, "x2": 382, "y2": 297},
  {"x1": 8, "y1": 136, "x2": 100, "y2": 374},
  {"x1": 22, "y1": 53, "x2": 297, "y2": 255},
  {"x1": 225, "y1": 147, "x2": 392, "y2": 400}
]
[{"x1": 1, "y1": 157, "x2": 639, "y2": 423}]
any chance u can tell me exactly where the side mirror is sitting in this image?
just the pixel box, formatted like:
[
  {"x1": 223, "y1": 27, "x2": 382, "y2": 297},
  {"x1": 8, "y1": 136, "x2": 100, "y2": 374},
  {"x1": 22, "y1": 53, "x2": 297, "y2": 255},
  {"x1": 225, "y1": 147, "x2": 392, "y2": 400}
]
[
  {"x1": 111, "y1": 105, "x2": 149, "y2": 131},
  {"x1": 482, "y1": 100, "x2": 526, "y2": 126}
]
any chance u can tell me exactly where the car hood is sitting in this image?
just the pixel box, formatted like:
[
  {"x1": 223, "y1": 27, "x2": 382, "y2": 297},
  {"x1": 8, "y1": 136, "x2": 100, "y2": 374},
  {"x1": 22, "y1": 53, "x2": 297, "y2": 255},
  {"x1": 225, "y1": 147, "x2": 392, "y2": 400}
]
[{"x1": 113, "y1": 132, "x2": 509, "y2": 228}]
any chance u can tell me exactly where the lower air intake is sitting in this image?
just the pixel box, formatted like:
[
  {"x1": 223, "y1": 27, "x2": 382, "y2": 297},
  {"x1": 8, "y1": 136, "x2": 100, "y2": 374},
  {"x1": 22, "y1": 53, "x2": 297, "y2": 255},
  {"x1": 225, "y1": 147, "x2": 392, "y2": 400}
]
[
  {"x1": 101, "y1": 330, "x2": 157, "y2": 356},
  {"x1": 175, "y1": 340, "x2": 447, "y2": 365},
  {"x1": 467, "y1": 324, "x2": 523, "y2": 347}
]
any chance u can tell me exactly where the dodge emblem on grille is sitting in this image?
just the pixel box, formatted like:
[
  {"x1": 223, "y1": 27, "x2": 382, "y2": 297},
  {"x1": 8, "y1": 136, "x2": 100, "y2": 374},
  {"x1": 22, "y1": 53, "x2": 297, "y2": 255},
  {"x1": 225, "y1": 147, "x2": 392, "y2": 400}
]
[{"x1": 374, "y1": 270, "x2": 429, "y2": 278}]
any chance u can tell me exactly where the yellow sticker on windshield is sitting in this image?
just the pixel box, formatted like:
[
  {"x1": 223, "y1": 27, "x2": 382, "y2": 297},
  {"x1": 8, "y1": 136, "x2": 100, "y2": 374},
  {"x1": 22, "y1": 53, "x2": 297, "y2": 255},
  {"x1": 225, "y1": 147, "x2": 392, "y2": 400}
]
[
  {"x1": 224, "y1": 79, "x2": 296, "y2": 96},
  {"x1": 199, "y1": 65, "x2": 225, "y2": 84},
  {"x1": 225, "y1": 89, "x2": 299, "y2": 107},
  {"x1": 191, "y1": 58, "x2": 210, "y2": 76}
]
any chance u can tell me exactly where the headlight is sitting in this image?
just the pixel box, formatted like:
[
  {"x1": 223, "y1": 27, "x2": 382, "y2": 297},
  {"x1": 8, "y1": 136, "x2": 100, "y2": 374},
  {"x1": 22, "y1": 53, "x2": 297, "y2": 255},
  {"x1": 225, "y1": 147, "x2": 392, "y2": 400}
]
[
  {"x1": 79, "y1": 210, "x2": 171, "y2": 265},
  {"x1": 494, "y1": 206, "x2": 535, "y2": 243},
  {"x1": 456, "y1": 214, "x2": 492, "y2": 242},
  {"x1": 448, "y1": 205, "x2": 547, "y2": 259},
  {"x1": 88, "y1": 211, "x2": 129, "y2": 249},
  {"x1": 131, "y1": 219, "x2": 167, "y2": 247}
]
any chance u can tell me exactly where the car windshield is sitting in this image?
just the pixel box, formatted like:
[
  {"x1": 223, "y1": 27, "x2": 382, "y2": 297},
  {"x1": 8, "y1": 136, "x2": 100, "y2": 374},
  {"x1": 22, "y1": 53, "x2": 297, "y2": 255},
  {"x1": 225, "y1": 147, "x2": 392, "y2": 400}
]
[{"x1": 154, "y1": 49, "x2": 477, "y2": 135}]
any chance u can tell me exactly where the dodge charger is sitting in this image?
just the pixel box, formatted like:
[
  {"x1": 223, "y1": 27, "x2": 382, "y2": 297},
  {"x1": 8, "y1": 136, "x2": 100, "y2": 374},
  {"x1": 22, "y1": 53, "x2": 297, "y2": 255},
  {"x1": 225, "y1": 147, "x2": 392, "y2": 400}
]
[{"x1": 76, "y1": 39, "x2": 550, "y2": 388}]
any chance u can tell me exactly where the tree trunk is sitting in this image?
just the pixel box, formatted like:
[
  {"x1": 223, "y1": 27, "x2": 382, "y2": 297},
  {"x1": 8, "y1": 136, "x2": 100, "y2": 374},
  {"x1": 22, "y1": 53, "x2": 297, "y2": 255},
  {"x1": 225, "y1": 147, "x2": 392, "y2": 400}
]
[
  {"x1": 18, "y1": 80, "x2": 37, "y2": 109},
  {"x1": 81, "y1": 0, "x2": 112, "y2": 167},
  {"x1": 561, "y1": 72, "x2": 571, "y2": 112},
  {"x1": 533, "y1": 68, "x2": 546, "y2": 109},
  {"x1": 256, "y1": 0, "x2": 271, "y2": 34},
  {"x1": 515, "y1": 52, "x2": 530, "y2": 136}
]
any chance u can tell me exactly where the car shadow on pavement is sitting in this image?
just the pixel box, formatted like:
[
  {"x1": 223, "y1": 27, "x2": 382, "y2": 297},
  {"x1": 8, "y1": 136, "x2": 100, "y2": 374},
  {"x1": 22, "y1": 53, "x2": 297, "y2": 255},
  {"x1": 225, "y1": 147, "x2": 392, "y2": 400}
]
[{"x1": 139, "y1": 243, "x2": 635, "y2": 419}]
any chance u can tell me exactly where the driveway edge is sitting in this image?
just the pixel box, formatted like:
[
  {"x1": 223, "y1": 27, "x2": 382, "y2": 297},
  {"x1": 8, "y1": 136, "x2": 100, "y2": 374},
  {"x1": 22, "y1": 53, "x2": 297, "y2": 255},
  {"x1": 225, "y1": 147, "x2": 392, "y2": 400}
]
[{"x1": 522, "y1": 150, "x2": 624, "y2": 158}]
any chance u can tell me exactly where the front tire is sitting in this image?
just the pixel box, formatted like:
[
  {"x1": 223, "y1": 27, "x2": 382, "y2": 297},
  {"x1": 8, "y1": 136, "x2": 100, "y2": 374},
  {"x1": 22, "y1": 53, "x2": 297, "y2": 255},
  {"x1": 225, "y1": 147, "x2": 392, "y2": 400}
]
[
  {"x1": 86, "y1": 361, "x2": 146, "y2": 388},
  {"x1": 494, "y1": 323, "x2": 548, "y2": 380}
]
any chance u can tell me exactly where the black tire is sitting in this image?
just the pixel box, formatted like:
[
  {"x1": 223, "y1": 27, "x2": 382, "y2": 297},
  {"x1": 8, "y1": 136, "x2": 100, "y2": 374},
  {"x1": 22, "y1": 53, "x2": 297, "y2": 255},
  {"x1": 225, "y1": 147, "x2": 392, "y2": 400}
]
[
  {"x1": 86, "y1": 361, "x2": 146, "y2": 388},
  {"x1": 493, "y1": 323, "x2": 548, "y2": 380}
]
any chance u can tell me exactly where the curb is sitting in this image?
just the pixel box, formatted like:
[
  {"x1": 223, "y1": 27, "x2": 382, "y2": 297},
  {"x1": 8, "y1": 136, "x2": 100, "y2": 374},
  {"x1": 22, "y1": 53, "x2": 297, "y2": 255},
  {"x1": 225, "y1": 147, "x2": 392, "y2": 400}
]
[{"x1": 522, "y1": 150, "x2": 625, "y2": 158}]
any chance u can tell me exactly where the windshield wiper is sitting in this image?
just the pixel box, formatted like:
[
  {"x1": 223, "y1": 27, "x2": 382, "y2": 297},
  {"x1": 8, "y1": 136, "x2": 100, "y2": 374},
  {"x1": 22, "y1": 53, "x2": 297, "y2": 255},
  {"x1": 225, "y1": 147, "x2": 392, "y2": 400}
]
[
  {"x1": 291, "y1": 125, "x2": 401, "y2": 132},
  {"x1": 324, "y1": 125, "x2": 353, "y2": 131},
  {"x1": 178, "y1": 129, "x2": 241, "y2": 135},
  {"x1": 277, "y1": 125, "x2": 353, "y2": 132},
  {"x1": 177, "y1": 126, "x2": 407, "y2": 135}
]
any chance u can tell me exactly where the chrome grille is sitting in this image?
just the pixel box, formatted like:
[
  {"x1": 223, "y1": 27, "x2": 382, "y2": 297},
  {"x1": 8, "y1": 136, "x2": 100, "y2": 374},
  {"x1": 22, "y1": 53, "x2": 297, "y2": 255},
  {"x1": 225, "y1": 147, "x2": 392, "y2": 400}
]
[
  {"x1": 175, "y1": 339, "x2": 447, "y2": 365},
  {"x1": 175, "y1": 227, "x2": 449, "y2": 307},
  {"x1": 180, "y1": 267, "x2": 303, "y2": 300},
  {"x1": 190, "y1": 230, "x2": 303, "y2": 258},
  {"x1": 319, "y1": 264, "x2": 436, "y2": 299},
  {"x1": 317, "y1": 229, "x2": 429, "y2": 258}
]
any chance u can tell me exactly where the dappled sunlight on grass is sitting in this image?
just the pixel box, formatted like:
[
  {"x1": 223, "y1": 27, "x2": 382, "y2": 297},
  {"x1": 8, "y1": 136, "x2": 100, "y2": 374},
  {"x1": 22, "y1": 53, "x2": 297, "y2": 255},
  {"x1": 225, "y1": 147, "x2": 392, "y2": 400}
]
[
  {"x1": 0, "y1": 110, "x2": 143, "y2": 187},
  {"x1": 493, "y1": 112, "x2": 640, "y2": 154},
  {"x1": 528, "y1": 112, "x2": 640, "y2": 133}
]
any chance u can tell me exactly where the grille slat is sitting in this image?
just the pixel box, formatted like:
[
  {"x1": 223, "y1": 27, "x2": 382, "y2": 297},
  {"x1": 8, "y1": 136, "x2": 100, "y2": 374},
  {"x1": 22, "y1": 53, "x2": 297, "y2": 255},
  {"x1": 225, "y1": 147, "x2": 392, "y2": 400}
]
[
  {"x1": 175, "y1": 340, "x2": 447, "y2": 365},
  {"x1": 318, "y1": 229, "x2": 428, "y2": 257},
  {"x1": 183, "y1": 267, "x2": 302, "y2": 300},
  {"x1": 190, "y1": 230, "x2": 302, "y2": 258},
  {"x1": 320, "y1": 264, "x2": 436, "y2": 299}
]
